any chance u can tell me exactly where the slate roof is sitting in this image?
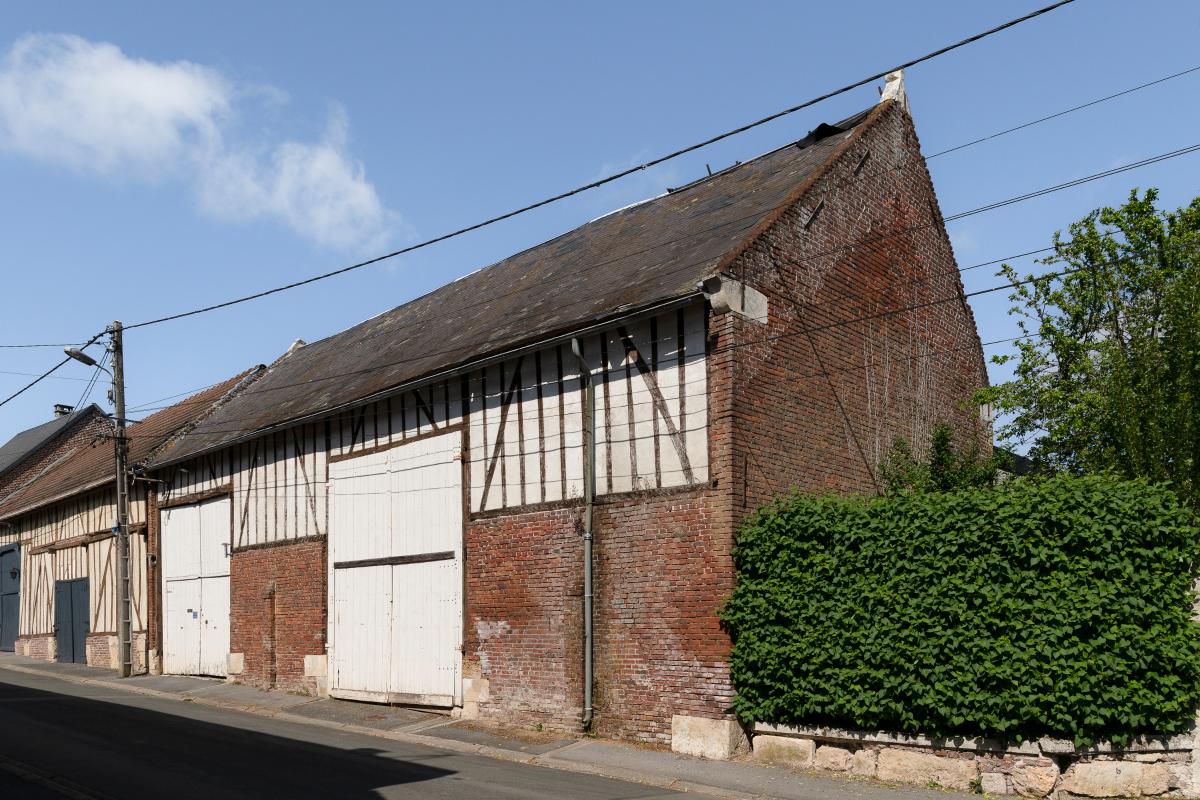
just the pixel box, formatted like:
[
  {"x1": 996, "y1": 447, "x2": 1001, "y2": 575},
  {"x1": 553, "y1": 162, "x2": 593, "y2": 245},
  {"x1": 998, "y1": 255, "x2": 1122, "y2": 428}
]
[
  {"x1": 0, "y1": 404, "x2": 102, "y2": 480},
  {"x1": 0, "y1": 370, "x2": 259, "y2": 520},
  {"x1": 154, "y1": 103, "x2": 884, "y2": 466}
]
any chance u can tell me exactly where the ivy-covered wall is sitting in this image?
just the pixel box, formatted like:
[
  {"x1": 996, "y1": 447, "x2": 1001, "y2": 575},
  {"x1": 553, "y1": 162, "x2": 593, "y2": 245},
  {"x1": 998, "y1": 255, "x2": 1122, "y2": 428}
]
[{"x1": 723, "y1": 475, "x2": 1200, "y2": 745}]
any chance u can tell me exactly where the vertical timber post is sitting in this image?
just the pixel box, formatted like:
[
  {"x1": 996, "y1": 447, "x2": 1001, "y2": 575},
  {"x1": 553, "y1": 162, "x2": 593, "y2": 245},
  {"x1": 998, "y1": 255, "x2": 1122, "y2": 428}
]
[{"x1": 111, "y1": 321, "x2": 133, "y2": 678}]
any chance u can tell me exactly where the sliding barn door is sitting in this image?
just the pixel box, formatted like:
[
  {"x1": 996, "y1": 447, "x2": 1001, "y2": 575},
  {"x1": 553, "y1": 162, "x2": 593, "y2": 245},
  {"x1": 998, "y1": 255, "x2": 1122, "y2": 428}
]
[
  {"x1": 162, "y1": 496, "x2": 231, "y2": 677},
  {"x1": 328, "y1": 431, "x2": 463, "y2": 706}
]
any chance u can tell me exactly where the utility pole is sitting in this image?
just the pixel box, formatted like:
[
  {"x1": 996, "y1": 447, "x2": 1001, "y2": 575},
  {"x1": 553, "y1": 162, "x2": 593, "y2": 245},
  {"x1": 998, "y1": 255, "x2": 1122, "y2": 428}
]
[{"x1": 111, "y1": 321, "x2": 132, "y2": 678}]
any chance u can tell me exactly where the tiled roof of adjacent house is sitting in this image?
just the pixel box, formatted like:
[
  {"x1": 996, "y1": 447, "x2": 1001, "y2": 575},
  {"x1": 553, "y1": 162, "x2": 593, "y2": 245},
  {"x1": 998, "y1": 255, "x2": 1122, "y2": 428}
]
[{"x1": 0, "y1": 370, "x2": 260, "y2": 520}]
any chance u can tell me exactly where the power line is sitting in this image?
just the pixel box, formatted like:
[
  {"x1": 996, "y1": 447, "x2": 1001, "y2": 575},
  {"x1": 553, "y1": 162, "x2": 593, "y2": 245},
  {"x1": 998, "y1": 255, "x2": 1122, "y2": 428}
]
[
  {"x1": 117, "y1": 258, "x2": 1081, "y2": 441},
  {"x1": 924, "y1": 65, "x2": 1200, "y2": 159},
  {"x1": 0, "y1": 331, "x2": 108, "y2": 411},
  {"x1": 0, "y1": 342, "x2": 87, "y2": 349},
  {"x1": 118, "y1": 137, "x2": 1200, "y2": 424},
  {"x1": 122, "y1": 0, "x2": 1076, "y2": 333}
]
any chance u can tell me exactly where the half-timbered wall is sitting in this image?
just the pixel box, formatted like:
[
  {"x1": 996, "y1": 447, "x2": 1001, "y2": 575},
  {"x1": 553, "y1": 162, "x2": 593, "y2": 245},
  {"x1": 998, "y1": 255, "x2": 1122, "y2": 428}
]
[
  {"x1": 158, "y1": 304, "x2": 709, "y2": 546},
  {"x1": 17, "y1": 485, "x2": 148, "y2": 636}
]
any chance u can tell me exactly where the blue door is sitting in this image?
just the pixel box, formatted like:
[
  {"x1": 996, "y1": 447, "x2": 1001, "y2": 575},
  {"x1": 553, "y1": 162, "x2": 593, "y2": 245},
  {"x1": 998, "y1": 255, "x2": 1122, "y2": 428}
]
[
  {"x1": 0, "y1": 545, "x2": 18, "y2": 651},
  {"x1": 54, "y1": 578, "x2": 89, "y2": 664}
]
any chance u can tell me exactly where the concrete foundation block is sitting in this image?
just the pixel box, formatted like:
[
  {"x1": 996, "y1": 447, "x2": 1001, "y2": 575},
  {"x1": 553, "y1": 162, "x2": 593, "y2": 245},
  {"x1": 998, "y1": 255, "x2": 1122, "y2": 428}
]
[
  {"x1": 227, "y1": 652, "x2": 244, "y2": 675},
  {"x1": 463, "y1": 677, "x2": 490, "y2": 703},
  {"x1": 670, "y1": 715, "x2": 749, "y2": 760},
  {"x1": 753, "y1": 735, "x2": 815, "y2": 768},
  {"x1": 303, "y1": 654, "x2": 327, "y2": 678}
]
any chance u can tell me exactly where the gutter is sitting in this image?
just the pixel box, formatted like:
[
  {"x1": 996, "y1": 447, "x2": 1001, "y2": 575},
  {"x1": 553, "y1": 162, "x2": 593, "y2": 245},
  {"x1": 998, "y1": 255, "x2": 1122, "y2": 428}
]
[{"x1": 570, "y1": 337, "x2": 596, "y2": 730}]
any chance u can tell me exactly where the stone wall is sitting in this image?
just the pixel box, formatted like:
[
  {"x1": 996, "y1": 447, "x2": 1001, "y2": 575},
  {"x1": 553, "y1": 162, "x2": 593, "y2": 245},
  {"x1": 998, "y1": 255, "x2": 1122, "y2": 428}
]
[{"x1": 752, "y1": 724, "x2": 1199, "y2": 798}]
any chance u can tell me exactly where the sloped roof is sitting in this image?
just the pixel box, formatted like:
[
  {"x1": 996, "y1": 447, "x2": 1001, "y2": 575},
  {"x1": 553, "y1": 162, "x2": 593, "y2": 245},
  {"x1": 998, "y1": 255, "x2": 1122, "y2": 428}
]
[
  {"x1": 156, "y1": 103, "x2": 884, "y2": 465},
  {"x1": 0, "y1": 404, "x2": 102, "y2": 479},
  {"x1": 0, "y1": 370, "x2": 259, "y2": 520}
]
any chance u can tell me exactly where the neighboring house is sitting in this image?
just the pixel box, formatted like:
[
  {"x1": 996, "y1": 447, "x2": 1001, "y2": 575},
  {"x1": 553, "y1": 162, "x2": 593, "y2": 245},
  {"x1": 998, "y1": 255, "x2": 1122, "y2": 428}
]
[
  {"x1": 133, "y1": 82, "x2": 987, "y2": 749},
  {"x1": 0, "y1": 372, "x2": 260, "y2": 667},
  {"x1": 0, "y1": 403, "x2": 109, "y2": 651}
]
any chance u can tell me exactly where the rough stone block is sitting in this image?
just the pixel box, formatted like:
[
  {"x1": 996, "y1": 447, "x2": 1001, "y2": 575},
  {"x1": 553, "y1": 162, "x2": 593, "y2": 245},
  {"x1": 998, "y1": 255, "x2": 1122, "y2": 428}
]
[
  {"x1": 1011, "y1": 761, "x2": 1059, "y2": 797},
  {"x1": 876, "y1": 748, "x2": 978, "y2": 791},
  {"x1": 671, "y1": 715, "x2": 749, "y2": 760},
  {"x1": 227, "y1": 652, "x2": 244, "y2": 675},
  {"x1": 1061, "y1": 761, "x2": 1136, "y2": 797},
  {"x1": 753, "y1": 735, "x2": 814, "y2": 768},
  {"x1": 814, "y1": 745, "x2": 852, "y2": 772},
  {"x1": 303, "y1": 654, "x2": 327, "y2": 678},
  {"x1": 981, "y1": 771, "x2": 1008, "y2": 795},
  {"x1": 850, "y1": 748, "x2": 878, "y2": 778}
]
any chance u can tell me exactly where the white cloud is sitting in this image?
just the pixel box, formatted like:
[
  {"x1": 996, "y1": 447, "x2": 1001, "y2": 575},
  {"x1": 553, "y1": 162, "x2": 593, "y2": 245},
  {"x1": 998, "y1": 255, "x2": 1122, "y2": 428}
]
[{"x1": 0, "y1": 33, "x2": 399, "y2": 251}]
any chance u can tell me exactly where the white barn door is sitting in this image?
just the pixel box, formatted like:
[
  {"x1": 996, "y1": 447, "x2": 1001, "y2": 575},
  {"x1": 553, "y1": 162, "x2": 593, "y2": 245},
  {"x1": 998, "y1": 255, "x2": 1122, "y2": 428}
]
[
  {"x1": 329, "y1": 430, "x2": 463, "y2": 706},
  {"x1": 162, "y1": 496, "x2": 231, "y2": 677}
]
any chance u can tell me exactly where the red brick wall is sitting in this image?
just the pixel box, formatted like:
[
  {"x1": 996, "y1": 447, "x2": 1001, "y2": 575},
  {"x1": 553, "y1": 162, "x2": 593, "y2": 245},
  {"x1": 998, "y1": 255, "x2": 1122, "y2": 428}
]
[
  {"x1": 466, "y1": 506, "x2": 583, "y2": 732},
  {"x1": 230, "y1": 538, "x2": 326, "y2": 694},
  {"x1": 86, "y1": 632, "x2": 114, "y2": 668},
  {"x1": 727, "y1": 100, "x2": 989, "y2": 514},
  {"x1": 590, "y1": 488, "x2": 734, "y2": 744},
  {"x1": 465, "y1": 488, "x2": 735, "y2": 744},
  {"x1": 17, "y1": 634, "x2": 54, "y2": 661},
  {"x1": 0, "y1": 410, "x2": 109, "y2": 499}
]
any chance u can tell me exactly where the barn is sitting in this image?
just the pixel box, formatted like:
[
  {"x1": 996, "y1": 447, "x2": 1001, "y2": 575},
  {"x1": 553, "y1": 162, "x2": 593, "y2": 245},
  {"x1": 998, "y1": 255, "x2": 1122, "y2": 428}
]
[
  {"x1": 0, "y1": 372, "x2": 259, "y2": 669},
  {"x1": 138, "y1": 86, "x2": 987, "y2": 749}
]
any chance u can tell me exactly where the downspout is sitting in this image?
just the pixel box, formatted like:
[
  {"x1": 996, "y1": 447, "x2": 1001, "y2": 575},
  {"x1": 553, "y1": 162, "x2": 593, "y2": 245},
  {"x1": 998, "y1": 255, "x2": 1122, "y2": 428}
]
[{"x1": 570, "y1": 337, "x2": 595, "y2": 730}]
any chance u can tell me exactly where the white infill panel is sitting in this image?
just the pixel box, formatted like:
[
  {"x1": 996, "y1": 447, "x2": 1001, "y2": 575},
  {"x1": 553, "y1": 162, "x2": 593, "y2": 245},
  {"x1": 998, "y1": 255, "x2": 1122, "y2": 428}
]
[
  {"x1": 329, "y1": 431, "x2": 463, "y2": 707},
  {"x1": 161, "y1": 496, "x2": 232, "y2": 677}
]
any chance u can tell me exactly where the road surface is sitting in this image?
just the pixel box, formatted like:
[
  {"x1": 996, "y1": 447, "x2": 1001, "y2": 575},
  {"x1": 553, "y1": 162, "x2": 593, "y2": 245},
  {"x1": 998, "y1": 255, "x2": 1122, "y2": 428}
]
[{"x1": 0, "y1": 668, "x2": 678, "y2": 799}]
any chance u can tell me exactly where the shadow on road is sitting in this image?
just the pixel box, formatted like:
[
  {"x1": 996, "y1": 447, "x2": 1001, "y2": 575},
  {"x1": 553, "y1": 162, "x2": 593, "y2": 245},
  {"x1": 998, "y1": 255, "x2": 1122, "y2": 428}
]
[{"x1": 0, "y1": 679, "x2": 454, "y2": 799}]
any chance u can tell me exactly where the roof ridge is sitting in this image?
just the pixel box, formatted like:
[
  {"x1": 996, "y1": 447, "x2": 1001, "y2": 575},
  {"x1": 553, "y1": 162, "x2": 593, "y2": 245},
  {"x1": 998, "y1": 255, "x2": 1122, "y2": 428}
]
[{"x1": 710, "y1": 100, "x2": 895, "y2": 280}]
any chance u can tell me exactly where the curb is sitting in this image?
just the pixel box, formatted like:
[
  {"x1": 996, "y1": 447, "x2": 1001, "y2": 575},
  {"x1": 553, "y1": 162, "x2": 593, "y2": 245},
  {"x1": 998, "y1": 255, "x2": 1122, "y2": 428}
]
[{"x1": 0, "y1": 662, "x2": 748, "y2": 799}]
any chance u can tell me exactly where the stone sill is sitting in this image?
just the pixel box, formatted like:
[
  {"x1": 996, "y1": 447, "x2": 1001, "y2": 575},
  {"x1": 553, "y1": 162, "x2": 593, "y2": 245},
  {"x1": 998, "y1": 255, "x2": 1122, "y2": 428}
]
[{"x1": 753, "y1": 722, "x2": 1195, "y2": 756}]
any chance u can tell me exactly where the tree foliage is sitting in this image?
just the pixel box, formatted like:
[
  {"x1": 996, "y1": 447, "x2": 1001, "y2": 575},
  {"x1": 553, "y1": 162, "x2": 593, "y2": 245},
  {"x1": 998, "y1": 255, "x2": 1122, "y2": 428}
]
[
  {"x1": 722, "y1": 475, "x2": 1200, "y2": 746},
  {"x1": 978, "y1": 189, "x2": 1200, "y2": 507},
  {"x1": 880, "y1": 423, "x2": 1001, "y2": 494}
]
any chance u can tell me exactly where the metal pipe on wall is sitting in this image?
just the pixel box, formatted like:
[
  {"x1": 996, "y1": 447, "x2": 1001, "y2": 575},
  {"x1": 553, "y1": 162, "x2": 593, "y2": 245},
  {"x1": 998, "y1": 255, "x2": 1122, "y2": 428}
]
[{"x1": 570, "y1": 337, "x2": 595, "y2": 729}]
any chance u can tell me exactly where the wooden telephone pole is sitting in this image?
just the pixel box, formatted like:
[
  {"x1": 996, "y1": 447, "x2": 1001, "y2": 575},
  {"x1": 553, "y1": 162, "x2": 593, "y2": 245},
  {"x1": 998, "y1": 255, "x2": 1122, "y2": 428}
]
[{"x1": 111, "y1": 321, "x2": 132, "y2": 678}]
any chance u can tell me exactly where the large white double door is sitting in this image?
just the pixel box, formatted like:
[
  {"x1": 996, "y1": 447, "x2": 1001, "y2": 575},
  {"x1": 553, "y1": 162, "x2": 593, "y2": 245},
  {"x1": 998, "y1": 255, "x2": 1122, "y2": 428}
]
[
  {"x1": 328, "y1": 431, "x2": 463, "y2": 707},
  {"x1": 162, "y1": 496, "x2": 231, "y2": 677}
]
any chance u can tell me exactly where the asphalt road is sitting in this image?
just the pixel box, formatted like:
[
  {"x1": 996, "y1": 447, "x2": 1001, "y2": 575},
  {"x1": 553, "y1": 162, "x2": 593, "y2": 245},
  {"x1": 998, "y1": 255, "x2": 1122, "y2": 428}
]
[{"x1": 0, "y1": 669, "x2": 679, "y2": 800}]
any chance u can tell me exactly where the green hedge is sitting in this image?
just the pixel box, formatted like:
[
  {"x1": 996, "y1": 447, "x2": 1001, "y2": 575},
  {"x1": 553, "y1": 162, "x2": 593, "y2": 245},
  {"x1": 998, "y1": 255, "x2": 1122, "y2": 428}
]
[{"x1": 722, "y1": 474, "x2": 1200, "y2": 745}]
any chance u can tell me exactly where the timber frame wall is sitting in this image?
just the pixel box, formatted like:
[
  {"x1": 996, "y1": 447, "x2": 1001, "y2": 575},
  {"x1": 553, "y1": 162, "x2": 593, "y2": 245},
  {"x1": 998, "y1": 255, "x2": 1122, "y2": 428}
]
[{"x1": 13, "y1": 483, "x2": 150, "y2": 670}]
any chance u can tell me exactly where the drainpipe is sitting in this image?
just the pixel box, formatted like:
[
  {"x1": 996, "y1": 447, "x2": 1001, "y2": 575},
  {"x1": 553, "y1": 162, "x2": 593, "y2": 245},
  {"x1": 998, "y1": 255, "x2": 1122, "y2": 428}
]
[{"x1": 570, "y1": 337, "x2": 595, "y2": 730}]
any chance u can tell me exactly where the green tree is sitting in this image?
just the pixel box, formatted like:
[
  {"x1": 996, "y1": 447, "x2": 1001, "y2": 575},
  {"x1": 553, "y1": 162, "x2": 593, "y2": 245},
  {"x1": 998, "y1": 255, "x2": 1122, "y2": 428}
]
[
  {"x1": 978, "y1": 189, "x2": 1200, "y2": 507},
  {"x1": 880, "y1": 423, "x2": 1000, "y2": 493}
]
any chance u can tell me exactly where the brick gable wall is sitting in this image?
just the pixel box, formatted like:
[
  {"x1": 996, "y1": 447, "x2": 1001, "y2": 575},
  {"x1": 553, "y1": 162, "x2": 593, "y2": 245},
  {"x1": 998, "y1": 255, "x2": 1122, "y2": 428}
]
[{"x1": 726, "y1": 100, "x2": 989, "y2": 514}]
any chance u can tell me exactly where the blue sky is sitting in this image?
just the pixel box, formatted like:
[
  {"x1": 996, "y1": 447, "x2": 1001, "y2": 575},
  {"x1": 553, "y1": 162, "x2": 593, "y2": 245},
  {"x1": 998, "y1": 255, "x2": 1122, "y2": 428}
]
[{"x1": 0, "y1": 1, "x2": 1197, "y2": 442}]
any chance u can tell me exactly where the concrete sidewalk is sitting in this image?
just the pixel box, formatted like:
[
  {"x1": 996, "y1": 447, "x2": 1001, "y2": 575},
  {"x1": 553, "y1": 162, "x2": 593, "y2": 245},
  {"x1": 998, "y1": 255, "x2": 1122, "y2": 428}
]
[{"x1": 0, "y1": 652, "x2": 971, "y2": 800}]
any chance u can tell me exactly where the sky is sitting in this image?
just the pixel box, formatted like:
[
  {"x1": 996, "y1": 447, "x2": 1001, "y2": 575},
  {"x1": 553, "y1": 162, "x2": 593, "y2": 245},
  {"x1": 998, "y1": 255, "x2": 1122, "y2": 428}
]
[{"x1": 0, "y1": 0, "x2": 1197, "y2": 444}]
